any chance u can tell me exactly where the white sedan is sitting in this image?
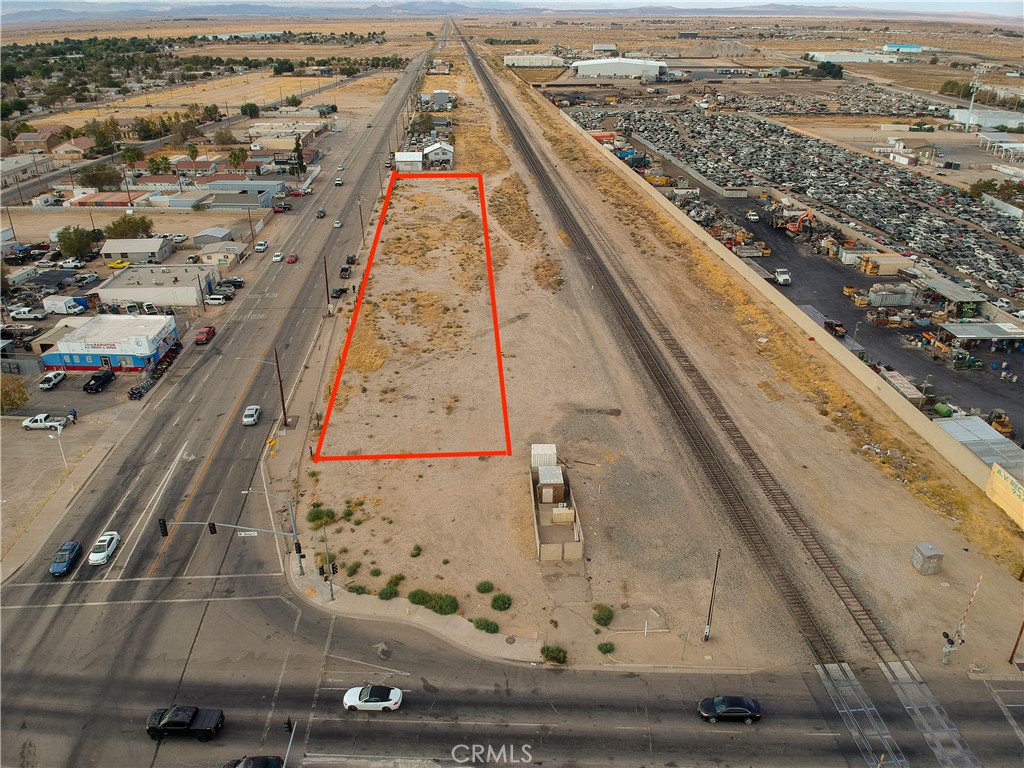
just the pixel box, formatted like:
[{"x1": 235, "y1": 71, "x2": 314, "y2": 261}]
[
  {"x1": 343, "y1": 685, "x2": 403, "y2": 712},
  {"x1": 88, "y1": 531, "x2": 121, "y2": 565},
  {"x1": 242, "y1": 405, "x2": 261, "y2": 426},
  {"x1": 272, "y1": 252, "x2": 284, "y2": 262}
]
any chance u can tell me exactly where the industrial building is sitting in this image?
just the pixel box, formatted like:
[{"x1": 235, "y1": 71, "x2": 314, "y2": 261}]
[
  {"x1": 805, "y1": 51, "x2": 897, "y2": 64},
  {"x1": 950, "y1": 108, "x2": 1024, "y2": 131},
  {"x1": 503, "y1": 54, "x2": 565, "y2": 68},
  {"x1": 40, "y1": 315, "x2": 180, "y2": 373},
  {"x1": 394, "y1": 152, "x2": 423, "y2": 173},
  {"x1": 194, "y1": 227, "x2": 235, "y2": 247},
  {"x1": 96, "y1": 263, "x2": 220, "y2": 308},
  {"x1": 101, "y1": 238, "x2": 173, "y2": 264},
  {"x1": 571, "y1": 58, "x2": 668, "y2": 80}
]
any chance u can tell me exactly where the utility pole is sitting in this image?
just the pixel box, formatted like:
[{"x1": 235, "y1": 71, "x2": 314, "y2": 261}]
[
  {"x1": 357, "y1": 198, "x2": 366, "y2": 248},
  {"x1": 704, "y1": 548, "x2": 721, "y2": 642},
  {"x1": 321, "y1": 525, "x2": 335, "y2": 601},
  {"x1": 274, "y1": 347, "x2": 289, "y2": 427},
  {"x1": 322, "y1": 252, "x2": 331, "y2": 312}
]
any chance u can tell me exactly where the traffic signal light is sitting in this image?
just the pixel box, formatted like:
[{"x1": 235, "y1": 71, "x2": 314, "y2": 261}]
[
  {"x1": 158, "y1": 518, "x2": 168, "y2": 537},
  {"x1": 208, "y1": 522, "x2": 217, "y2": 534},
  {"x1": 331, "y1": 562, "x2": 339, "y2": 575},
  {"x1": 294, "y1": 541, "x2": 302, "y2": 555},
  {"x1": 318, "y1": 564, "x2": 325, "y2": 577},
  {"x1": 284, "y1": 716, "x2": 293, "y2": 734}
]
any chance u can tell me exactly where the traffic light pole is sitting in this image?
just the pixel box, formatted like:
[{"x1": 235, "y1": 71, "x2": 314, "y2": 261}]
[
  {"x1": 321, "y1": 524, "x2": 335, "y2": 601},
  {"x1": 240, "y1": 489, "x2": 304, "y2": 576},
  {"x1": 283, "y1": 717, "x2": 298, "y2": 767}
]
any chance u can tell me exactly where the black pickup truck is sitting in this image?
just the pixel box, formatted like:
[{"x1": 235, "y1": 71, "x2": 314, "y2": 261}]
[{"x1": 146, "y1": 705, "x2": 224, "y2": 742}]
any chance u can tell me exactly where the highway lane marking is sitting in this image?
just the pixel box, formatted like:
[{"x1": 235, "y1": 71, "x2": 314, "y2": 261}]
[
  {"x1": 986, "y1": 681, "x2": 1024, "y2": 745},
  {"x1": 118, "y1": 441, "x2": 189, "y2": 576},
  {"x1": 261, "y1": 601, "x2": 303, "y2": 744},
  {"x1": 324, "y1": 654, "x2": 411, "y2": 675},
  {"x1": 2, "y1": 594, "x2": 289, "y2": 610},
  {"x1": 7, "y1": 571, "x2": 284, "y2": 589}
]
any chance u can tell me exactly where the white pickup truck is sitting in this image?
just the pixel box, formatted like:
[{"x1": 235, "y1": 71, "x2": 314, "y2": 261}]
[{"x1": 22, "y1": 413, "x2": 68, "y2": 431}]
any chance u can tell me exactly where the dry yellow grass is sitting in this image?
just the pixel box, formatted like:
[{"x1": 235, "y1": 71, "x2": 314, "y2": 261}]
[
  {"x1": 532, "y1": 256, "x2": 564, "y2": 292},
  {"x1": 513, "y1": 68, "x2": 567, "y2": 84},
  {"x1": 379, "y1": 290, "x2": 463, "y2": 351},
  {"x1": 343, "y1": 302, "x2": 389, "y2": 374},
  {"x1": 488, "y1": 173, "x2": 540, "y2": 248}
]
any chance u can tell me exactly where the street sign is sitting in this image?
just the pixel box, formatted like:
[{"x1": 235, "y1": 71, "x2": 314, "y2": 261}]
[{"x1": 237, "y1": 531, "x2": 258, "y2": 537}]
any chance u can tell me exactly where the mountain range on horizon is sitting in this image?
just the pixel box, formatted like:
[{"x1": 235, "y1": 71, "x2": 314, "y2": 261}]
[{"x1": 0, "y1": 1, "x2": 1017, "y2": 25}]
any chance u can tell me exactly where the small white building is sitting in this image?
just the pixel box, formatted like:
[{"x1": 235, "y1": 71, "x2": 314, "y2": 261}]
[
  {"x1": 194, "y1": 226, "x2": 235, "y2": 247},
  {"x1": 950, "y1": 107, "x2": 1024, "y2": 131},
  {"x1": 394, "y1": 151, "x2": 423, "y2": 173},
  {"x1": 423, "y1": 141, "x2": 454, "y2": 169},
  {"x1": 197, "y1": 241, "x2": 247, "y2": 266},
  {"x1": 572, "y1": 58, "x2": 667, "y2": 79},
  {"x1": 101, "y1": 238, "x2": 174, "y2": 264},
  {"x1": 593, "y1": 44, "x2": 617, "y2": 54}
]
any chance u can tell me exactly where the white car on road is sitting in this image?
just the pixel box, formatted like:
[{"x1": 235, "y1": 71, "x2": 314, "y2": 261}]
[
  {"x1": 242, "y1": 405, "x2": 261, "y2": 426},
  {"x1": 272, "y1": 252, "x2": 284, "y2": 262},
  {"x1": 343, "y1": 685, "x2": 402, "y2": 712},
  {"x1": 88, "y1": 530, "x2": 121, "y2": 565}
]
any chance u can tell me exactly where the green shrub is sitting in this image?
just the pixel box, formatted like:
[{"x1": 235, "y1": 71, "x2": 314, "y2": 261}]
[
  {"x1": 347, "y1": 584, "x2": 367, "y2": 595},
  {"x1": 429, "y1": 593, "x2": 459, "y2": 615},
  {"x1": 473, "y1": 618, "x2": 499, "y2": 633},
  {"x1": 476, "y1": 580, "x2": 495, "y2": 594},
  {"x1": 410, "y1": 544, "x2": 422, "y2": 558},
  {"x1": 370, "y1": 567, "x2": 382, "y2": 577},
  {"x1": 593, "y1": 603, "x2": 614, "y2": 627},
  {"x1": 541, "y1": 645, "x2": 567, "y2": 664},
  {"x1": 491, "y1": 593, "x2": 513, "y2": 611},
  {"x1": 387, "y1": 573, "x2": 405, "y2": 588},
  {"x1": 346, "y1": 561, "x2": 361, "y2": 577},
  {"x1": 306, "y1": 506, "x2": 336, "y2": 529},
  {"x1": 598, "y1": 642, "x2": 615, "y2": 654},
  {"x1": 407, "y1": 588, "x2": 458, "y2": 615},
  {"x1": 378, "y1": 585, "x2": 398, "y2": 601}
]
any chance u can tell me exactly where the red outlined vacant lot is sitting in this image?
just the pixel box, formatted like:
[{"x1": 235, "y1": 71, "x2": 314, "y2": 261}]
[{"x1": 314, "y1": 172, "x2": 511, "y2": 462}]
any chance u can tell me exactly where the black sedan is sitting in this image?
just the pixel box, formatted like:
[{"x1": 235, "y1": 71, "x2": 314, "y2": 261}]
[{"x1": 697, "y1": 695, "x2": 762, "y2": 724}]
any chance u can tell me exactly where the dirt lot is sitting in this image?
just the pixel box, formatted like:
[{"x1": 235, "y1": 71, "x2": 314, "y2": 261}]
[{"x1": 4, "y1": 23, "x2": 1020, "y2": 672}]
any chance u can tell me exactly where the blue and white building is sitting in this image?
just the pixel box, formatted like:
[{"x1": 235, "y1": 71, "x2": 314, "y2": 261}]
[{"x1": 41, "y1": 315, "x2": 179, "y2": 373}]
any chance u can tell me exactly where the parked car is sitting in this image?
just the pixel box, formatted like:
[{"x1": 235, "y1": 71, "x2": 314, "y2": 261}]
[
  {"x1": 215, "y1": 283, "x2": 236, "y2": 296},
  {"x1": 222, "y1": 276, "x2": 245, "y2": 287},
  {"x1": 195, "y1": 326, "x2": 216, "y2": 345},
  {"x1": 343, "y1": 685, "x2": 402, "y2": 712},
  {"x1": 286, "y1": 254, "x2": 298, "y2": 264},
  {"x1": 206, "y1": 294, "x2": 228, "y2": 305},
  {"x1": 273, "y1": 206, "x2": 286, "y2": 214},
  {"x1": 10, "y1": 308, "x2": 48, "y2": 321},
  {"x1": 172, "y1": 234, "x2": 189, "y2": 243},
  {"x1": 345, "y1": 254, "x2": 357, "y2": 265},
  {"x1": 22, "y1": 413, "x2": 68, "y2": 430},
  {"x1": 88, "y1": 530, "x2": 121, "y2": 565},
  {"x1": 289, "y1": 190, "x2": 306, "y2": 197},
  {"x1": 272, "y1": 252, "x2": 284, "y2": 262},
  {"x1": 39, "y1": 371, "x2": 67, "y2": 390},
  {"x1": 824, "y1": 319, "x2": 847, "y2": 338},
  {"x1": 339, "y1": 266, "x2": 351, "y2": 279},
  {"x1": 83, "y1": 368, "x2": 116, "y2": 393},
  {"x1": 49, "y1": 541, "x2": 82, "y2": 577},
  {"x1": 331, "y1": 287, "x2": 345, "y2": 299},
  {"x1": 254, "y1": 241, "x2": 269, "y2": 253},
  {"x1": 334, "y1": 178, "x2": 343, "y2": 186},
  {"x1": 223, "y1": 758, "x2": 284, "y2": 768},
  {"x1": 697, "y1": 696, "x2": 762, "y2": 724},
  {"x1": 75, "y1": 273, "x2": 99, "y2": 285},
  {"x1": 105, "y1": 260, "x2": 131, "y2": 269},
  {"x1": 59, "y1": 259, "x2": 85, "y2": 269},
  {"x1": 242, "y1": 405, "x2": 261, "y2": 426}
]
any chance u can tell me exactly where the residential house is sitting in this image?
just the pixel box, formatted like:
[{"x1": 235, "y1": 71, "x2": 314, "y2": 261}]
[
  {"x1": 52, "y1": 136, "x2": 96, "y2": 166},
  {"x1": 423, "y1": 141, "x2": 454, "y2": 169},
  {"x1": 174, "y1": 159, "x2": 218, "y2": 177},
  {"x1": 13, "y1": 131, "x2": 62, "y2": 154}
]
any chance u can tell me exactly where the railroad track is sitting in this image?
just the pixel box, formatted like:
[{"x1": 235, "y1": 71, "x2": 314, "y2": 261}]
[{"x1": 458, "y1": 30, "x2": 900, "y2": 667}]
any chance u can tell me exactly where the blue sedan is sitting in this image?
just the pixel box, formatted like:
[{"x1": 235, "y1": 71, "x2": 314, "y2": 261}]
[{"x1": 50, "y1": 541, "x2": 82, "y2": 577}]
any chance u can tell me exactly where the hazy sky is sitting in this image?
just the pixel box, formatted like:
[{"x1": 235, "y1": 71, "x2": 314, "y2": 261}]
[{"x1": 535, "y1": 1, "x2": 1021, "y2": 15}]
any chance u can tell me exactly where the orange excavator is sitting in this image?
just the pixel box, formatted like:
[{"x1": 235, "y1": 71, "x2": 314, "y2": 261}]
[{"x1": 787, "y1": 208, "x2": 815, "y2": 235}]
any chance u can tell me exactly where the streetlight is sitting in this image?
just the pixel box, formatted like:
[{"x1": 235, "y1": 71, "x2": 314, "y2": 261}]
[
  {"x1": 853, "y1": 321, "x2": 863, "y2": 346},
  {"x1": 241, "y1": 488, "x2": 303, "y2": 575},
  {"x1": 49, "y1": 430, "x2": 68, "y2": 471},
  {"x1": 321, "y1": 523, "x2": 335, "y2": 601}
]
